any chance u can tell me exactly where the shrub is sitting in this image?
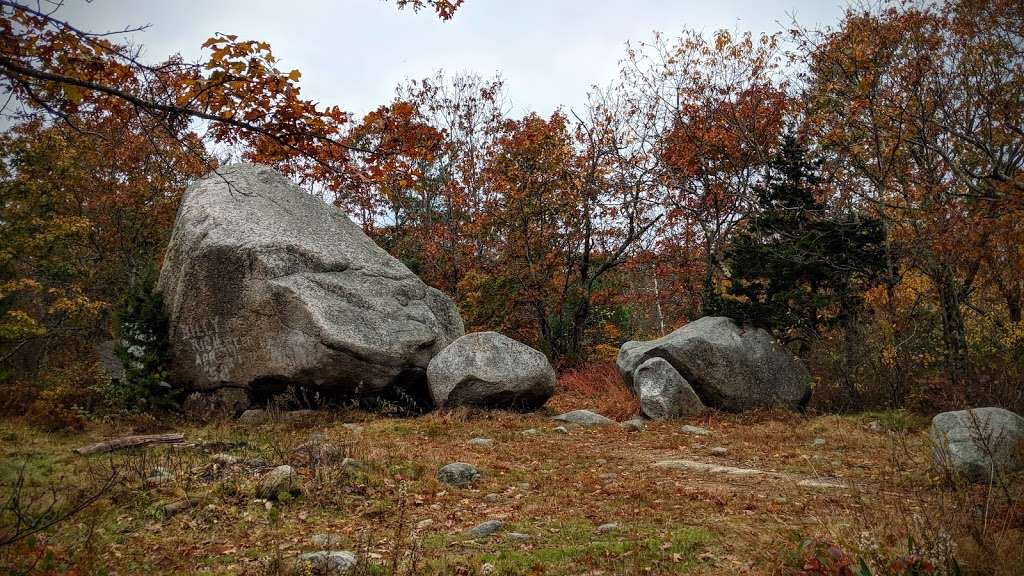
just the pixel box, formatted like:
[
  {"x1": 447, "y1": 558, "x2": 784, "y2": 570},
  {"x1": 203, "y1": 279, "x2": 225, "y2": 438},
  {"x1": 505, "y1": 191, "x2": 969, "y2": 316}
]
[
  {"x1": 550, "y1": 361, "x2": 638, "y2": 420},
  {"x1": 26, "y1": 362, "x2": 110, "y2": 431}
]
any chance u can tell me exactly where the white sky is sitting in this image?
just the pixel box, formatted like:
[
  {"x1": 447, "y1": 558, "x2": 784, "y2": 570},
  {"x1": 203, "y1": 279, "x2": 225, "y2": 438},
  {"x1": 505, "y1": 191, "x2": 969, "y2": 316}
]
[{"x1": 62, "y1": 0, "x2": 848, "y2": 119}]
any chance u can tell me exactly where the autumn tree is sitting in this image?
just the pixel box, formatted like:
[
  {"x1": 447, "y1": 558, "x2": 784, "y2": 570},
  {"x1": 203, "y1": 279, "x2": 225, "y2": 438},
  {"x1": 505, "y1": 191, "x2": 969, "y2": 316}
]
[
  {"x1": 0, "y1": 113, "x2": 211, "y2": 378},
  {"x1": 615, "y1": 29, "x2": 790, "y2": 313},
  {"x1": 801, "y1": 0, "x2": 1024, "y2": 392}
]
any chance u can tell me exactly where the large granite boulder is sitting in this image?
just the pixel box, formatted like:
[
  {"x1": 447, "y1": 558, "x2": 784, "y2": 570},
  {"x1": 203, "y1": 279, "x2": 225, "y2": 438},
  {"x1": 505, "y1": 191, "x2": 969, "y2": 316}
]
[
  {"x1": 158, "y1": 164, "x2": 464, "y2": 397},
  {"x1": 427, "y1": 332, "x2": 555, "y2": 410},
  {"x1": 617, "y1": 316, "x2": 809, "y2": 413},
  {"x1": 634, "y1": 357, "x2": 705, "y2": 420},
  {"x1": 930, "y1": 407, "x2": 1024, "y2": 482}
]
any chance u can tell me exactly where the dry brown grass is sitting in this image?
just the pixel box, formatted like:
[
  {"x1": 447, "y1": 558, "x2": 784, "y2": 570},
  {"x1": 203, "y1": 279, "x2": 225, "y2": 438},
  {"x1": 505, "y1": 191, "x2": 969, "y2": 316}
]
[
  {"x1": 1, "y1": 406, "x2": 1021, "y2": 575},
  {"x1": 549, "y1": 361, "x2": 639, "y2": 420}
]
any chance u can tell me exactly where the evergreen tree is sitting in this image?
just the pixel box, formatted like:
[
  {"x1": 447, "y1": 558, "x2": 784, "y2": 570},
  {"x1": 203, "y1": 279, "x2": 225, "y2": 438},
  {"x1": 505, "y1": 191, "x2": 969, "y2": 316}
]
[
  {"x1": 720, "y1": 132, "x2": 886, "y2": 353},
  {"x1": 113, "y1": 264, "x2": 177, "y2": 409}
]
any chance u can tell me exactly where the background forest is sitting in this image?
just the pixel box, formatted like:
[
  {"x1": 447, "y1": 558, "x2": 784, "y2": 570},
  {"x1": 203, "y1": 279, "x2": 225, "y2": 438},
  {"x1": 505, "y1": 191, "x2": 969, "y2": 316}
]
[{"x1": 1, "y1": 0, "x2": 1022, "y2": 425}]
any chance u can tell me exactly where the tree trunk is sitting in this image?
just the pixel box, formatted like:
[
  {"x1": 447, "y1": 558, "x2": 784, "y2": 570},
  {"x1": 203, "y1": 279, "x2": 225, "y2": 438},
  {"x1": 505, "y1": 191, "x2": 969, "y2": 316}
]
[{"x1": 935, "y1": 265, "x2": 971, "y2": 388}]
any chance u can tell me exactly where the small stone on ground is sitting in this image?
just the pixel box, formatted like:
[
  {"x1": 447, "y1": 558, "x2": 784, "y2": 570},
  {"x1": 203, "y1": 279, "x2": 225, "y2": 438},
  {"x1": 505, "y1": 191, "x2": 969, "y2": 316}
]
[
  {"x1": 437, "y1": 462, "x2": 480, "y2": 487},
  {"x1": 469, "y1": 520, "x2": 504, "y2": 538}
]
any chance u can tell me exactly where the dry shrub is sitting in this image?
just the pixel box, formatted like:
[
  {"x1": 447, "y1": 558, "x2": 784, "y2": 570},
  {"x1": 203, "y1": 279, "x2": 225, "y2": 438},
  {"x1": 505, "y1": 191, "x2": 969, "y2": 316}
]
[
  {"x1": 549, "y1": 361, "x2": 638, "y2": 420},
  {"x1": 25, "y1": 362, "x2": 110, "y2": 432}
]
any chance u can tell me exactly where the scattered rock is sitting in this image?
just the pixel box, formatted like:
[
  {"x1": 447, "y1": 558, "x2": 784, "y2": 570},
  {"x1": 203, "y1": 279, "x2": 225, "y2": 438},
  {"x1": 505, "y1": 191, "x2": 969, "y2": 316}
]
[
  {"x1": 507, "y1": 532, "x2": 531, "y2": 542},
  {"x1": 811, "y1": 437, "x2": 826, "y2": 448},
  {"x1": 680, "y1": 425, "x2": 711, "y2": 436},
  {"x1": 654, "y1": 459, "x2": 848, "y2": 489},
  {"x1": 258, "y1": 465, "x2": 300, "y2": 499},
  {"x1": 281, "y1": 409, "x2": 328, "y2": 424},
  {"x1": 522, "y1": 428, "x2": 539, "y2": 435},
  {"x1": 552, "y1": 426, "x2": 569, "y2": 434},
  {"x1": 427, "y1": 332, "x2": 555, "y2": 410},
  {"x1": 596, "y1": 523, "x2": 618, "y2": 534},
  {"x1": 158, "y1": 163, "x2": 463, "y2": 397},
  {"x1": 311, "y1": 533, "x2": 343, "y2": 549},
  {"x1": 437, "y1": 462, "x2": 480, "y2": 487},
  {"x1": 145, "y1": 467, "x2": 174, "y2": 487},
  {"x1": 210, "y1": 453, "x2": 240, "y2": 466},
  {"x1": 599, "y1": 473, "x2": 617, "y2": 483},
  {"x1": 294, "y1": 550, "x2": 357, "y2": 575},
  {"x1": 482, "y1": 493, "x2": 499, "y2": 503},
  {"x1": 238, "y1": 409, "x2": 268, "y2": 424},
  {"x1": 480, "y1": 563, "x2": 496, "y2": 575},
  {"x1": 552, "y1": 410, "x2": 615, "y2": 426},
  {"x1": 342, "y1": 423, "x2": 365, "y2": 434},
  {"x1": 710, "y1": 447, "x2": 728, "y2": 456},
  {"x1": 415, "y1": 519, "x2": 433, "y2": 530},
  {"x1": 469, "y1": 520, "x2": 504, "y2": 538},
  {"x1": 595, "y1": 459, "x2": 608, "y2": 465},
  {"x1": 163, "y1": 496, "x2": 207, "y2": 516},
  {"x1": 930, "y1": 407, "x2": 1024, "y2": 482},
  {"x1": 468, "y1": 437, "x2": 494, "y2": 446},
  {"x1": 340, "y1": 457, "x2": 362, "y2": 470},
  {"x1": 617, "y1": 316, "x2": 810, "y2": 412},
  {"x1": 867, "y1": 420, "x2": 883, "y2": 433},
  {"x1": 633, "y1": 357, "x2": 705, "y2": 420},
  {"x1": 620, "y1": 418, "x2": 645, "y2": 432}
]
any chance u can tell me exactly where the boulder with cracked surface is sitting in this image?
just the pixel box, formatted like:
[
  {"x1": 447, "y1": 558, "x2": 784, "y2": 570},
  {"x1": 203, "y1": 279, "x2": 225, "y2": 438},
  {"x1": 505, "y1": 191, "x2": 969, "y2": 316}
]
[
  {"x1": 158, "y1": 164, "x2": 464, "y2": 397},
  {"x1": 617, "y1": 316, "x2": 809, "y2": 413}
]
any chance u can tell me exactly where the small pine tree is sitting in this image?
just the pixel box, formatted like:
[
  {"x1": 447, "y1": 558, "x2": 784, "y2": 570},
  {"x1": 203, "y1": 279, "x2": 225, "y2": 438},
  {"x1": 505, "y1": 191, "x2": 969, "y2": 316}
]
[
  {"x1": 720, "y1": 131, "x2": 886, "y2": 353},
  {"x1": 113, "y1": 263, "x2": 177, "y2": 409}
]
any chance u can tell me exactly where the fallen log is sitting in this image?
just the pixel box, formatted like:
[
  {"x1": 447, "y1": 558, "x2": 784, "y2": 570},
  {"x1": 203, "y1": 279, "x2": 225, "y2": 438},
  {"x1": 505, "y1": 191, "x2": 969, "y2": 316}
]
[{"x1": 74, "y1": 433, "x2": 185, "y2": 455}]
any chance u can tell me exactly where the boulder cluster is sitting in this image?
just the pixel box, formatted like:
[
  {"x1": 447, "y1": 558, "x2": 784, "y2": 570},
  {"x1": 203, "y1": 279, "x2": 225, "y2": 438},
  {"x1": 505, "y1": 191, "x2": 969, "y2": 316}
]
[
  {"x1": 160, "y1": 164, "x2": 554, "y2": 415},
  {"x1": 160, "y1": 166, "x2": 1024, "y2": 485},
  {"x1": 616, "y1": 316, "x2": 811, "y2": 418}
]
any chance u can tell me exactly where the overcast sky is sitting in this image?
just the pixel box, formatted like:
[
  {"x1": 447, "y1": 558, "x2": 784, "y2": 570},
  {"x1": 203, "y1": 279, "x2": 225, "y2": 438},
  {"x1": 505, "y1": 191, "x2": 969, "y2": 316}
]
[{"x1": 61, "y1": 0, "x2": 848, "y2": 119}]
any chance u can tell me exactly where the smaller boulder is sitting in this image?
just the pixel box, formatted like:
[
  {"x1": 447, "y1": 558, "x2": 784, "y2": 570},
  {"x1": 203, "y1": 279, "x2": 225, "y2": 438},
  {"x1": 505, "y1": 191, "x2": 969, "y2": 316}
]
[
  {"x1": 438, "y1": 462, "x2": 480, "y2": 487},
  {"x1": 552, "y1": 410, "x2": 614, "y2": 426},
  {"x1": 596, "y1": 523, "x2": 618, "y2": 534},
  {"x1": 930, "y1": 407, "x2": 1024, "y2": 482},
  {"x1": 427, "y1": 332, "x2": 555, "y2": 410},
  {"x1": 634, "y1": 357, "x2": 705, "y2": 420},
  {"x1": 258, "y1": 465, "x2": 300, "y2": 499}
]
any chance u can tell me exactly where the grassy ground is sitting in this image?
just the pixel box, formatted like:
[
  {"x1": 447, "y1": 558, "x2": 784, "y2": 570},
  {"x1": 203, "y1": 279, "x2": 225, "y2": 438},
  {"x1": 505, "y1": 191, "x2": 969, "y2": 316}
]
[{"x1": 0, "y1": 405, "x2": 1021, "y2": 575}]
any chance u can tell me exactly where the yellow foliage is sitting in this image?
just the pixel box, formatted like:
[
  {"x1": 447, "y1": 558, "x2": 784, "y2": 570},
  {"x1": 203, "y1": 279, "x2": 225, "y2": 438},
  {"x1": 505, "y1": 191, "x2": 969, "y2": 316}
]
[{"x1": 592, "y1": 343, "x2": 620, "y2": 363}]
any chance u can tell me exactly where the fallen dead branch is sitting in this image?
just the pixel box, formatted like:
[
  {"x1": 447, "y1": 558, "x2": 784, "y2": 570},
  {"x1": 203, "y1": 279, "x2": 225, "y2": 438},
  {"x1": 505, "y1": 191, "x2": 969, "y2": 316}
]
[{"x1": 73, "y1": 433, "x2": 185, "y2": 455}]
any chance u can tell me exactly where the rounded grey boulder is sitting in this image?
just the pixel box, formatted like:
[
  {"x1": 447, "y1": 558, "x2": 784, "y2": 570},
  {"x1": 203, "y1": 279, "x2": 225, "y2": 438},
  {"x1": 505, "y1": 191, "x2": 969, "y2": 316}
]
[
  {"x1": 437, "y1": 462, "x2": 480, "y2": 487},
  {"x1": 634, "y1": 357, "x2": 705, "y2": 420},
  {"x1": 930, "y1": 407, "x2": 1024, "y2": 482},
  {"x1": 617, "y1": 316, "x2": 810, "y2": 413},
  {"x1": 427, "y1": 332, "x2": 555, "y2": 410},
  {"x1": 158, "y1": 164, "x2": 464, "y2": 396},
  {"x1": 257, "y1": 465, "x2": 300, "y2": 499}
]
